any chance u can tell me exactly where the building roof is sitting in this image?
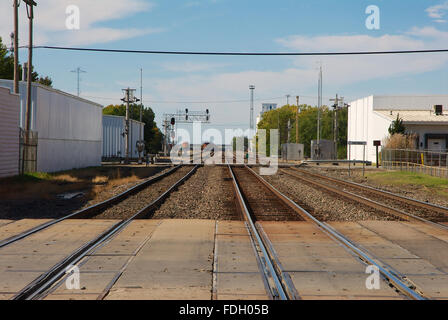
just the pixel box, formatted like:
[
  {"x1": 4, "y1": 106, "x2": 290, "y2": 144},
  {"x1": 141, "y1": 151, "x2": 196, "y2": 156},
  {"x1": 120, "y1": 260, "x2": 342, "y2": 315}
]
[
  {"x1": 0, "y1": 79, "x2": 103, "y2": 108},
  {"x1": 375, "y1": 110, "x2": 448, "y2": 124}
]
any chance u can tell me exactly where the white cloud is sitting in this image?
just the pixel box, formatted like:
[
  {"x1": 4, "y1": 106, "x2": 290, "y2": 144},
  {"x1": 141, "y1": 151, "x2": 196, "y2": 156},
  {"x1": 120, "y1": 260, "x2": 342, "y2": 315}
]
[
  {"x1": 161, "y1": 61, "x2": 231, "y2": 73},
  {"x1": 143, "y1": 27, "x2": 448, "y2": 125},
  {"x1": 426, "y1": 1, "x2": 448, "y2": 22},
  {"x1": 0, "y1": 0, "x2": 160, "y2": 46}
]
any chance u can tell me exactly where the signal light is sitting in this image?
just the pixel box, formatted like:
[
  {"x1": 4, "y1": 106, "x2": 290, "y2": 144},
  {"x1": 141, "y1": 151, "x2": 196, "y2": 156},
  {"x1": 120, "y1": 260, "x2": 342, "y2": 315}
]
[{"x1": 171, "y1": 117, "x2": 175, "y2": 125}]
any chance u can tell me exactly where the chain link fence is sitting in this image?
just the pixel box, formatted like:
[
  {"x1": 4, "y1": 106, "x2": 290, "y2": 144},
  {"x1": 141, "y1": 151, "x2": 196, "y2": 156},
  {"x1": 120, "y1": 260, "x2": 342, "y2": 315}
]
[
  {"x1": 381, "y1": 148, "x2": 448, "y2": 179},
  {"x1": 19, "y1": 129, "x2": 38, "y2": 174}
]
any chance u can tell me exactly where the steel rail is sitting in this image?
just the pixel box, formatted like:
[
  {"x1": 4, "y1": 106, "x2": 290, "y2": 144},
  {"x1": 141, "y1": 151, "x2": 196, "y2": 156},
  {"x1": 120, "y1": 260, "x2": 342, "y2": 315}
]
[
  {"x1": 228, "y1": 165, "x2": 295, "y2": 300},
  {"x1": 284, "y1": 168, "x2": 448, "y2": 231},
  {"x1": 12, "y1": 165, "x2": 199, "y2": 300},
  {"x1": 291, "y1": 167, "x2": 448, "y2": 217},
  {"x1": 0, "y1": 165, "x2": 181, "y2": 249},
  {"x1": 247, "y1": 166, "x2": 426, "y2": 300}
]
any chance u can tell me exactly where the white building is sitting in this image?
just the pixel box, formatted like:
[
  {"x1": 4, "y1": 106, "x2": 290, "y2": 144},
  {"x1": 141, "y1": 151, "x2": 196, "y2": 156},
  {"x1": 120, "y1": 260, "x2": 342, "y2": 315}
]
[
  {"x1": 0, "y1": 86, "x2": 20, "y2": 177},
  {"x1": 256, "y1": 103, "x2": 277, "y2": 128},
  {"x1": 102, "y1": 115, "x2": 145, "y2": 159},
  {"x1": 348, "y1": 95, "x2": 448, "y2": 162},
  {"x1": 0, "y1": 80, "x2": 103, "y2": 173}
]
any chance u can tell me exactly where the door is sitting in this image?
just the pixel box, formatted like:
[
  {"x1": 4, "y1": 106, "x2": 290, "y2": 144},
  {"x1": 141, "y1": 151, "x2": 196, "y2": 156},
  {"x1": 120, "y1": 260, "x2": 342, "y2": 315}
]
[{"x1": 428, "y1": 138, "x2": 446, "y2": 151}]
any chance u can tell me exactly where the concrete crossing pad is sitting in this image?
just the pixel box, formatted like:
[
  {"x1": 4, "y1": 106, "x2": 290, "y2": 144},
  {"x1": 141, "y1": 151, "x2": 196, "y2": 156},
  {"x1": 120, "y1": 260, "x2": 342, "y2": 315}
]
[{"x1": 106, "y1": 220, "x2": 215, "y2": 300}]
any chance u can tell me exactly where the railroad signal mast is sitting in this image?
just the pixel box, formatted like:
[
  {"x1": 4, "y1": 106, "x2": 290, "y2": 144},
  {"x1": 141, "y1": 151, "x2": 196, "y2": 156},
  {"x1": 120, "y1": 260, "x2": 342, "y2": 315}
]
[
  {"x1": 121, "y1": 88, "x2": 140, "y2": 164},
  {"x1": 162, "y1": 109, "x2": 211, "y2": 155}
]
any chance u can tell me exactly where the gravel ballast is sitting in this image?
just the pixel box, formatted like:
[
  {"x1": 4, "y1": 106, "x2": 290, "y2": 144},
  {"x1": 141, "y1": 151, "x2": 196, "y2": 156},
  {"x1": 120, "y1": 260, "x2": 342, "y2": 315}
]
[
  {"x1": 261, "y1": 170, "x2": 399, "y2": 221},
  {"x1": 152, "y1": 166, "x2": 239, "y2": 220},
  {"x1": 305, "y1": 166, "x2": 448, "y2": 208},
  {"x1": 91, "y1": 166, "x2": 195, "y2": 219}
]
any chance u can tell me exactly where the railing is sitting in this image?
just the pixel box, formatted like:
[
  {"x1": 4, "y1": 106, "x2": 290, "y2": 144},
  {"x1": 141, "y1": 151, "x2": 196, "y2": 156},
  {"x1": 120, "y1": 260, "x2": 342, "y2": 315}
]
[{"x1": 381, "y1": 148, "x2": 448, "y2": 179}]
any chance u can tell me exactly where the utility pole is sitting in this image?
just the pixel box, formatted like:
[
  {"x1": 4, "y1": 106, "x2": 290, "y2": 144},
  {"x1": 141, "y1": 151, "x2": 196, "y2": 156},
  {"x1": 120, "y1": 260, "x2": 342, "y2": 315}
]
[
  {"x1": 296, "y1": 96, "x2": 299, "y2": 143},
  {"x1": 24, "y1": 0, "x2": 37, "y2": 136},
  {"x1": 286, "y1": 94, "x2": 290, "y2": 105},
  {"x1": 137, "y1": 68, "x2": 145, "y2": 163},
  {"x1": 71, "y1": 67, "x2": 86, "y2": 96},
  {"x1": 317, "y1": 65, "x2": 322, "y2": 145},
  {"x1": 121, "y1": 88, "x2": 139, "y2": 164},
  {"x1": 330, "y1": 94, "x2": 344, "y2": 160},
  {"x1": 13, "y1": 0, "x2": 19, "y2": 94}
]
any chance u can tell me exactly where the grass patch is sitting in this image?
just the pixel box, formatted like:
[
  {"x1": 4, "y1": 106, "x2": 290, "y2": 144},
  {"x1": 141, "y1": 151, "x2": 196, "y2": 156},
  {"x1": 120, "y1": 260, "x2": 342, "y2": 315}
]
[{"x1": 366, "y1": 170, "x2": 448, "y2": 188}]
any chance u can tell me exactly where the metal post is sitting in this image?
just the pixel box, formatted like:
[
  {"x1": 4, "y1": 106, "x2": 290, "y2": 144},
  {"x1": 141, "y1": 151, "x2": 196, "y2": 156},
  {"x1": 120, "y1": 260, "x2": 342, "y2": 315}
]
[
  {"x1": 348, "y1": 145, "x2": 351, "y2": 177},
  {"x1": 139, "y1": 68, "x2": 143, "y2": 163},
  {"x1": 296, "y1": 96, "x2": 299, "y2": 143},
  {"x1": 277, "y1": 110, "x2": 280, "y2": 156},
  {"x1": 13, "y1": 0, "x2": 19, "y2": 94},
  {"x1": 317, "y1": 66, "x2": 322, "y2": 145},
  {"x1": 334, "y1": 105, "x2": 338, "y2": 159},
  {"x1": 363, "y1": 145, "x2": 365, "y2": 177},
  {"x1": 376, "y1": 145, "x2": 379, "y2": 168}
]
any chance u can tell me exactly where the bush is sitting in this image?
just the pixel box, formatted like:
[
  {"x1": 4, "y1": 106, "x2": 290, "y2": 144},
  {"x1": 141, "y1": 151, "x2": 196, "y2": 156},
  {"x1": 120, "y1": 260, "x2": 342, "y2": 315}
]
[{"x1": 383, "y1": 133, "x2": 417, "y2": 149}]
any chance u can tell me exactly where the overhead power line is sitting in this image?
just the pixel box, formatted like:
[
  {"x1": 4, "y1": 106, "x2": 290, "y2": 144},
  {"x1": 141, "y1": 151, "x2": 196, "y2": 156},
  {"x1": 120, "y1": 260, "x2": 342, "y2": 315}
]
[
  {"x1": 81, "y1": 94, "x2": 328, "y2": 104},
  {"x1": 18, "y1": 45, "x2": 448, "y2": 56}
]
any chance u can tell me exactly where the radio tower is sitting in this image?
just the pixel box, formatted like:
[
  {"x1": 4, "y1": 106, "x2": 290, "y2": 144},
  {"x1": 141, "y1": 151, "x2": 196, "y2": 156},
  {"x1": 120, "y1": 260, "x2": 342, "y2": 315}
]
[{"x1": 249, "y1": 85, "x2": 255, "y2": 132}]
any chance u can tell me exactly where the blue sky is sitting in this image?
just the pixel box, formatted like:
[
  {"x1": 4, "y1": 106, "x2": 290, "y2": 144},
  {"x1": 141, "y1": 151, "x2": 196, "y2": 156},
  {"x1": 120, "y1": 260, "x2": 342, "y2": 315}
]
[{"x1": 2, "y1": 0, "x2": 448, "y2": 135}]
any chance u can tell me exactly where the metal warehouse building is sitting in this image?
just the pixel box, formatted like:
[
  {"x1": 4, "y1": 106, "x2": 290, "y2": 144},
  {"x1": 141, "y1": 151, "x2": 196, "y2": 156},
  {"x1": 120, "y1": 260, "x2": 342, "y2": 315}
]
[
  {"x1": 0, "y1": 86, "x2": 20, "y2": 178},
  {"x1": 0, "y1": 80, "x2": 103, "y2": 173},
  {"x1": 102, "y1": 115, "x2": 145, "y2": 160},
  {"x1": 348, "y1": 95, "x2": 448, "y2": 162}
]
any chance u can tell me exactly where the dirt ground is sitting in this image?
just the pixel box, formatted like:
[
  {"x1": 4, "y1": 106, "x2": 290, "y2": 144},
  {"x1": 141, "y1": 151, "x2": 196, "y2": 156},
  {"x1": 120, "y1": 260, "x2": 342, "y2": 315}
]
[{"x1": 0, "y1": 165, "x2": 170, "y2": 220}]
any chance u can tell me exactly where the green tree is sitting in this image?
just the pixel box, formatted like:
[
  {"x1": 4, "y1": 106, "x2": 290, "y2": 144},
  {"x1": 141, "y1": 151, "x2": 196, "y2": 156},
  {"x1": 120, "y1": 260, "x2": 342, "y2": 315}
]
[
  {"x1": 0, "y1": 37, "x2": 52, "y2": 86},
  {"x1": 388, "y1": 114, "x2": 406, "y2": 135},
  {"x1": 0, "y1": 37, "x2": 14, "y2": 80},
  {"x1": 102, "y1": 104, "x2": 163, "y2": 154},
  {"x1": 257, "y1": 104, "x2": 348, "y2": 158},
  {"x1": 37, "y1": 76, "x2": 53, "y2": 87}
]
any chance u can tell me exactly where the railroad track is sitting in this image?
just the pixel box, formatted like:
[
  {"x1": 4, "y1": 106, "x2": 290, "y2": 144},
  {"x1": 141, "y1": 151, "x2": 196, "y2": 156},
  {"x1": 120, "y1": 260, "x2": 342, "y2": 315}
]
[
  {"x1": 228, "y1": 165, "x2": 301, "y2": 300},
  {"x1": 281, "y1": 167, "x2": 448, "y2": 229},
  {"x1": 230, "y1": 165, "x2": 426, "y2": 300},
  {"x1": 10, "y1": 165, "x2": 199, "y2": 300},
  {"x1": 0, "y1": 165, "x2": 188, "y2": 249}
]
